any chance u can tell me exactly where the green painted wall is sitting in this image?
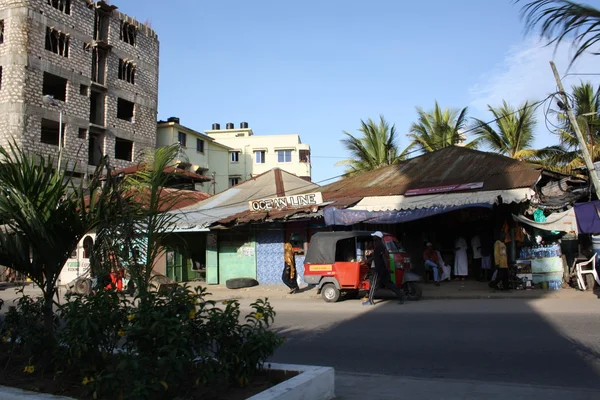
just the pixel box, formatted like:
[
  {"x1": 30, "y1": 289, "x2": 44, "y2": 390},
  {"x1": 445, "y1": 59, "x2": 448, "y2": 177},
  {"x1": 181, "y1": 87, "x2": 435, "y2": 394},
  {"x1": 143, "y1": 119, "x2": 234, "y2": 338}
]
[
  {"x1": 206, "y1": 233, "x2": 219, "y2": 284},
  {"x1": 218, "y1": 233, "x2": 256, "y2": 283}
]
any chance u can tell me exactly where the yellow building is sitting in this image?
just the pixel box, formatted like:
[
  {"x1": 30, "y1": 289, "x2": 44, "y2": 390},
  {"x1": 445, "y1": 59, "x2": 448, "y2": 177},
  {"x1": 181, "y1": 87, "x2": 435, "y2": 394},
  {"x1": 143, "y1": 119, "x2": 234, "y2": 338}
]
[
  {"x1": 157, "y1": 118, "x2": 231, "y2": 194},
  {"x1": 205, "y1": 122, "x2": 311, "y2": 187}
]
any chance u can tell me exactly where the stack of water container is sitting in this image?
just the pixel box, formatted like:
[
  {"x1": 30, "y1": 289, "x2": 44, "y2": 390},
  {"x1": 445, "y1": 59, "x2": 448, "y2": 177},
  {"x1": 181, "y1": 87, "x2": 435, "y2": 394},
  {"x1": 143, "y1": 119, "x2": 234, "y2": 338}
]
[{"x1": 519, "y1": 244, "x2": 563, "y2": 290}]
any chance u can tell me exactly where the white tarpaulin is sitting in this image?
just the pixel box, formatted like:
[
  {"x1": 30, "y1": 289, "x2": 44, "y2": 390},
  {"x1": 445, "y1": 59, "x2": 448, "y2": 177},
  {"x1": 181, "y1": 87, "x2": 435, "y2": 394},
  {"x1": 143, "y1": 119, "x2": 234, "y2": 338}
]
[
  {"x1": 512, "y1": 209, "x2": 578, "y2": 234},
  {"x1": 351, "y1": 188, "x2": 535, "y2": 212}
]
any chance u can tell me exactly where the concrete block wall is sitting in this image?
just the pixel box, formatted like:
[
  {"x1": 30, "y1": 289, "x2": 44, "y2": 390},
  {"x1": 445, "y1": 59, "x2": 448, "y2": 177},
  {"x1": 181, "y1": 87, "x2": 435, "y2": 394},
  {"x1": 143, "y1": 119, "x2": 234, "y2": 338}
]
[{"x1": 0, "y1": 0, "x2": 159, "y2": 173}]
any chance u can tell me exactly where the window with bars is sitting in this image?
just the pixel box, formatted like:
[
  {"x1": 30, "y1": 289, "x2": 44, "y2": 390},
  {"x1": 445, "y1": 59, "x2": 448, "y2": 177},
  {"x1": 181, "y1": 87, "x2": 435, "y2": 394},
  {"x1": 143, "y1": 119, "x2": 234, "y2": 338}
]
[
  {"x1": 45, "y1": 27, "x2": 69, "y2": 57},
  {"x1": 47, "y1": 0, "x2": 70, "y2": 14},
  {"x1": 120, "y1": 21, "x2": 137, "y2": 46},
  {"x1": 118, "y1": 59, "x2": 136, "y2": 84}
]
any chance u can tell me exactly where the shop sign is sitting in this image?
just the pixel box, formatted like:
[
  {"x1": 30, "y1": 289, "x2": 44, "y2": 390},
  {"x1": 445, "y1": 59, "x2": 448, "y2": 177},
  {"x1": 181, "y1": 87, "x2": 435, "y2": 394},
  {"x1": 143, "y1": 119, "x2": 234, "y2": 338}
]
[
  {"x1": 249, "y1": 192, "x2": 323, "y2": 212},
  {"x1": 405, "y1": 182, "x2": 484, "y2": 196}
]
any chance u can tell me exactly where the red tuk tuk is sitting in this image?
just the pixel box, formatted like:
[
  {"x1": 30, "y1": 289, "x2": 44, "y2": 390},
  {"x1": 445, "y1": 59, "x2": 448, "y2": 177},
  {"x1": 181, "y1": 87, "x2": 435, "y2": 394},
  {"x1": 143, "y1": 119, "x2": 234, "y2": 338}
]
[{"x1": 303, "y1": 231, "x2": 422, "y2": 302}]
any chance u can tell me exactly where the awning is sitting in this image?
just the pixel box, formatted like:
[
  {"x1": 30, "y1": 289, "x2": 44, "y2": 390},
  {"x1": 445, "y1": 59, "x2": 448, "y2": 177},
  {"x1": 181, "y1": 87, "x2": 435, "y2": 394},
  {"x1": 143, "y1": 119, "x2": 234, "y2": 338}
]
[
  {"x1": 351, "y1": 188, "x2": 535, "y2": 212},
  {"x1": 512, "y1": 209, "x2": 578, "y2": 234},
  {"x1": 324, "y1": 203, "x2": 492, "y2": 226}
]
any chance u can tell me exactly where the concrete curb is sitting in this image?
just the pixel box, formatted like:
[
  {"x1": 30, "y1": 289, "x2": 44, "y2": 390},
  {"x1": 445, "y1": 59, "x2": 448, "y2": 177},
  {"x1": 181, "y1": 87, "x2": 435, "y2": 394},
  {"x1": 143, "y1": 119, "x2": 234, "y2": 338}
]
[
  {"x1": 0, "y1": 385, "x2": 73, "y2": 399},
  {"x1": 247, "y1": 363, "x2": 335, "y2": 400},
  {"x1": 0, "y1": 364, "x2": 336, "y2": 400}
]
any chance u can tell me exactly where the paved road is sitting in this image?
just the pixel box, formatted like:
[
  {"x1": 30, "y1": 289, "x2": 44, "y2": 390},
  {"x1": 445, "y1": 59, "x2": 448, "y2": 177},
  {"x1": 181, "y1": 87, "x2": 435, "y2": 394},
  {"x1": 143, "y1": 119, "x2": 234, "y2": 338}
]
[
  {"x1": 231, "y1": 296, "x2": 600, "y2": 398},
  {"x1": 4, "y1": 286, "x2": 600, "y2": 398}
]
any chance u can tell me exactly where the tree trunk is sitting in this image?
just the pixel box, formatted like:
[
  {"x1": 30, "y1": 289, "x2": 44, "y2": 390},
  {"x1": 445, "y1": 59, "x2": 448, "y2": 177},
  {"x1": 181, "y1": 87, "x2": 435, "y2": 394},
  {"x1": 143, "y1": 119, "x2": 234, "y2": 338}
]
[{"x1": 43, "y1": 280, "x2": 55, "y2": 342}]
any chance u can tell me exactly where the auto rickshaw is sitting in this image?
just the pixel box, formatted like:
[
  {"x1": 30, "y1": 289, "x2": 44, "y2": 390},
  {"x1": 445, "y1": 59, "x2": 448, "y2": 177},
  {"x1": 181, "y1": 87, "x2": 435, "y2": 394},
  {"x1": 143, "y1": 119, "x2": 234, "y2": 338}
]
[{"x1": 303, "y1": 231, "x2": 422, "y2": 302}]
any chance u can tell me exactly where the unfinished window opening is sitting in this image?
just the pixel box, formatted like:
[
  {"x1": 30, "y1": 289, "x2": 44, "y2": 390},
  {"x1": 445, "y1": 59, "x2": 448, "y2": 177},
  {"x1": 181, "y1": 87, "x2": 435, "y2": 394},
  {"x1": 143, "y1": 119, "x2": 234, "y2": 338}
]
[
  {"x1": 42, "y1": 72, "x2": 67, "y2": 101},
  {"x1": 89, "y1": 90, "x2": 105, "y2": 126},
  {"x1": 40, "y1": 118, "x2": 65, "y2": 146},
  {"x1": 93, "y1": 9, "x2": 109, "y2": 42},
  {"x1": 80, "y1": 84, "x2": 88, "y2": 96},
  {"x1": 45, "y1": 27, "x2": 69, "y2": 57},
  {"x1": 78, "y1": 128, "x2": 87, "y2": 139},
  {"x1": 91, "y1": 47, "x2": 107, "y2": 85},
  {"x1": 115, "y1": 138, "x2": 133, "y2": 161},
  {"x1": 120, "y1": 21, "x2": 137, "y2": 46},
  {"x1": 0, "y1": 20, "x2": 4, "y2": 44},
  {"x1": 118, "y1": 59, "x2": 136, "y2": 84},
  {"x1": 88, "y1": 133, "x2": 103, "y2": 166},
  {"x1": 0, "y1": 67, "x2": 3, "y2": 90},
  {"x1": 117, "y1": 98, "x2": 134, "y2": 122},
  {"x1": 47, "y1": 0, "x2": 70, "y2": 14}
]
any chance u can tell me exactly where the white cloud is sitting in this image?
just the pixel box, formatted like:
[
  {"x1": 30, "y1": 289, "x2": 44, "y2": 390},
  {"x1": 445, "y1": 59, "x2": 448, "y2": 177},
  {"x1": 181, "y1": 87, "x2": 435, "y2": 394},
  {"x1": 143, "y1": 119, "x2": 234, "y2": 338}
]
[{"x1": 469, "y1": 38, "x2": 600, "y2": 147}]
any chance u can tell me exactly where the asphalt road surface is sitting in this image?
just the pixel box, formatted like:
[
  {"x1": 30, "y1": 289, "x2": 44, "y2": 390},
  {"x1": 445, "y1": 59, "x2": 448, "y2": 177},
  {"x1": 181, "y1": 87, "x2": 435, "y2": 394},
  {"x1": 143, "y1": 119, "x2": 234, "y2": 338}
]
[{"x1": 232, "y1": 297, "x2": 600, "y2": 392}]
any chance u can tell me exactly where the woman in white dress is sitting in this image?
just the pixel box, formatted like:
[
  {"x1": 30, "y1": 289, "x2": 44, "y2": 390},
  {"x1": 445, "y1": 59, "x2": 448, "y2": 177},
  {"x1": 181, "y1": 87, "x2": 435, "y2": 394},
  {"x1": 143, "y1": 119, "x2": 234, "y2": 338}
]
[{"x1": 454, "y1": 237, "x2": 469, "y2": 280}]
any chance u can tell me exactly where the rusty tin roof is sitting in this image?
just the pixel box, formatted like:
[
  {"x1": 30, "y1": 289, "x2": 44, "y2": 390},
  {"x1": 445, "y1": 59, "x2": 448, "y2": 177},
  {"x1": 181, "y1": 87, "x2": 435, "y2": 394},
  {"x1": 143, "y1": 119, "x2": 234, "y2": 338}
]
[{"x1": 321, "y1": 146, "x2": 544, "y2": 201}]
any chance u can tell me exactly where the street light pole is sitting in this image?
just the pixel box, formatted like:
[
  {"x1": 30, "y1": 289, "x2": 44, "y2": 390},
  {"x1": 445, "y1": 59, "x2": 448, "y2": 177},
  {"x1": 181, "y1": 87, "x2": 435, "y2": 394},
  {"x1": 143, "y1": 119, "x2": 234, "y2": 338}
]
[{"x1": 549, "y1": 61, "x2": 600, "y2": 200}]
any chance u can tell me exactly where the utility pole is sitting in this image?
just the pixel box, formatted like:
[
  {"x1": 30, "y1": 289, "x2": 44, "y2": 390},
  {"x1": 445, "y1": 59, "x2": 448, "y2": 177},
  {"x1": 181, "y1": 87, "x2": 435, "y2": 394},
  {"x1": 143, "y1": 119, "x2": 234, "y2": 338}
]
[
  {"x1": 550, "y1": 61, "x2": 600, "y2": 200},
  {"x1": 211, "y1": 171, "x2": 216, "y2": 195}
]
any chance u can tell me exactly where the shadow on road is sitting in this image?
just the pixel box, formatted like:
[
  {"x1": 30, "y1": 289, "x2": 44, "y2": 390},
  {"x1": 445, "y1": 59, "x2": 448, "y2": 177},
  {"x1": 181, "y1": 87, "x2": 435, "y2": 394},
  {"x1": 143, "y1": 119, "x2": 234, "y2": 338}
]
[{"x1": 270, "y1": 298, "x2": 600, "y2": 390}]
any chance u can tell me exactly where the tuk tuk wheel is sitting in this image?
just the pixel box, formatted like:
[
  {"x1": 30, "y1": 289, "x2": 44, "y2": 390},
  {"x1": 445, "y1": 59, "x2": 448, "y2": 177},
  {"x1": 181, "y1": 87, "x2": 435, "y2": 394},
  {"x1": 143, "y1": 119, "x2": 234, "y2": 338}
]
[{"x1": 321, "y1": 283, "x2": 340, "y2": 303}]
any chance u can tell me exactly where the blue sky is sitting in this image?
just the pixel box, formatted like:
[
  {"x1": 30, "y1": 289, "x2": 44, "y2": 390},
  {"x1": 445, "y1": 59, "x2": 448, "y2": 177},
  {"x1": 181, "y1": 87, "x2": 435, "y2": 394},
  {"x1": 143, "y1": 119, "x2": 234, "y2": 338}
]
[{"x1": 117, "y1": 0, "x2": 600, "y2": 183}]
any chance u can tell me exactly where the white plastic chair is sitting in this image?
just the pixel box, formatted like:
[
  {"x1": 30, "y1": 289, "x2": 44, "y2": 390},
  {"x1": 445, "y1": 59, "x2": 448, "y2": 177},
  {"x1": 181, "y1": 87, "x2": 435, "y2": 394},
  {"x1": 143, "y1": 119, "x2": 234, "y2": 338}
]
[{"x1": 574, "y1": 256, "x2": 599, "y2": 291}]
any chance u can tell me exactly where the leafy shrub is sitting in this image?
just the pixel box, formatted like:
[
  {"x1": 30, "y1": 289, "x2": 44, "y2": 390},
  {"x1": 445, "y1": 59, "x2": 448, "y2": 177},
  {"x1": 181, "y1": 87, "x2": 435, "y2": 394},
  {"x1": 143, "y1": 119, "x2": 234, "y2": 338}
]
[
  {"x1": 1, "y1": 294, "x2": 52, "y2": 359},
  {"x1": 0, "y1": 285, "x2": 285, "y2": 399},
  {"x1": 56, "y1": 289, "x2": 129, "y2": 376}
]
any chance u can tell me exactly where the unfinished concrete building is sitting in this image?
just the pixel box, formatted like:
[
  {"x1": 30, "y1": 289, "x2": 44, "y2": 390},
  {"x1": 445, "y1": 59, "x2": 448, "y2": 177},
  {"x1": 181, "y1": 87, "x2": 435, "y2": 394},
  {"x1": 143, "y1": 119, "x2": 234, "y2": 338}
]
[{"x1": 0, "y1": 0, "x2": 159, "y2": 177}]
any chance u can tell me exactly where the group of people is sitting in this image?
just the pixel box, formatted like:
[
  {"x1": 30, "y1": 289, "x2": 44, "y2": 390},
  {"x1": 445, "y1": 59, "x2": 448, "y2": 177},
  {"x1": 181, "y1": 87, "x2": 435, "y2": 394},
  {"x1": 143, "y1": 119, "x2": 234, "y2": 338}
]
[{"x1": 422, "y1": 232, "x2": 510, "y2": 290}]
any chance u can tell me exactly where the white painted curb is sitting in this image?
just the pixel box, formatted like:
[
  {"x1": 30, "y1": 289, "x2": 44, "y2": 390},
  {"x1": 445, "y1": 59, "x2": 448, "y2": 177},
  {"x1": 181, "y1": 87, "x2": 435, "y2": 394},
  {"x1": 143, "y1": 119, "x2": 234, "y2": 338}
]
[
  {"x1": 247, "y1": 363, "x2": 336, "y2": 400},
  {"x1": 0, "y1": 385, "x2": 74, "y2": 399},
  {"x1": 0, "y1": 363, "x2": 335, "y2": 400}
]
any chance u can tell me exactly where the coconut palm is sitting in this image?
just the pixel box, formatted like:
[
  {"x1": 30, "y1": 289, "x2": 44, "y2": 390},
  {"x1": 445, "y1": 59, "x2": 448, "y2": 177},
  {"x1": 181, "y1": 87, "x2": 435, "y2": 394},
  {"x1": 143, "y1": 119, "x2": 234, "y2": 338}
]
[
  {"x1": 471, "y1": 101, "x2": 540, "y2": 160},
  {"x1": 407, "y1": 101, "x2": 474, "y2": 153},
  {"x1": 519, "y1": 0, "x2": 600, "y2": 66},
  {"x1": 338, "y1": 115, "x2": 408, "y2": 176},
  {"x1": 541, "y1": 82, "x2": 600, "y2": 172}
]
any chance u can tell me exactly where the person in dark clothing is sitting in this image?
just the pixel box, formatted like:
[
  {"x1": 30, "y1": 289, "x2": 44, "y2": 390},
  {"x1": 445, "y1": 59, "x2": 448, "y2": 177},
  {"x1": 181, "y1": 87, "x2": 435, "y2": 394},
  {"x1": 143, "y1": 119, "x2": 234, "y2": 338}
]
[
  {"x1": 282, "y1": 242, "x2": 300, "y2": 294},
  {"x1": 363, "y1": 231, "x2": 405, "y2": 306}
]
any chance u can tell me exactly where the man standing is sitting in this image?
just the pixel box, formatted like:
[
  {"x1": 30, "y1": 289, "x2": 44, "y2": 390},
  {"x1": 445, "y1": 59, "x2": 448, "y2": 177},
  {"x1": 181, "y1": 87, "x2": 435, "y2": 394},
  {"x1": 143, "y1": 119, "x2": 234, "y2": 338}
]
[
  {"x1": 363, "y1": 231, "x2": 405, "y2": 306},
  {"x1": 490, "y1": 237, "x2": 509, "y2": 291}
]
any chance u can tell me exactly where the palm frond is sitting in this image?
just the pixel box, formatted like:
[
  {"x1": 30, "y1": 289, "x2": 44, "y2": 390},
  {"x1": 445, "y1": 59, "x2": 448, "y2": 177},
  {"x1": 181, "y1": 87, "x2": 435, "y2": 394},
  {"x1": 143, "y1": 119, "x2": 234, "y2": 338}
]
[{"x1": 519, "y1": 0, "x2": 600, "y2": 66}]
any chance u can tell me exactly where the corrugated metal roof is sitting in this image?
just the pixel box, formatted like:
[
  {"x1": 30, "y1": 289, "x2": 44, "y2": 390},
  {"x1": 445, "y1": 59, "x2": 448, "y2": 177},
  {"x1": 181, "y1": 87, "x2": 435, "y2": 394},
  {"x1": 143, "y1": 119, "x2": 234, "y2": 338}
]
[
  {"x1": 171, "y1": 168, "x2": 320, "y2": 231},
  {"x1": 321, "y1": 146, "x2": 543, "y2": 201}
]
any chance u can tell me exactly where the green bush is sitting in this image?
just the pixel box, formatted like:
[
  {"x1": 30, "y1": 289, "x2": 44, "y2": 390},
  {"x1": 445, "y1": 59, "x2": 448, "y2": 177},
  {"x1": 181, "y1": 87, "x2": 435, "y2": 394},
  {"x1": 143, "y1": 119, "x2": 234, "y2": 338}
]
[
  {"x1": 1, "y1": 286, "x2": 285, "y2": 400},
  {"x1": 1, "y1": 294, "x2": 53, "y2": 359}
]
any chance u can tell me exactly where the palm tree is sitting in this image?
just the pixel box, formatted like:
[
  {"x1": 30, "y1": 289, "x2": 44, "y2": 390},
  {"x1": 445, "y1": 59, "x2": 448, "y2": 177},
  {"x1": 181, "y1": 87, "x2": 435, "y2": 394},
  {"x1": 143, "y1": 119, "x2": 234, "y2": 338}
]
[
  {"x1": 471, "y1": 101, "x2": 540, "y2": 160},
  {"x1": 407, "y1": 101, "x2": 474, "y2": 153},
  {"x1": 338, "y1": 115, "x2": 407, "y2": 176},
  {"x1": 542, "y1": 82, "x2": 600, "y2": 171},
  {"x1": 0, "y1": 144, "x2": 122, "y2": 340},
  {"x1": 519, "y1": 0, "x2": 600, "y2": 67}
]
